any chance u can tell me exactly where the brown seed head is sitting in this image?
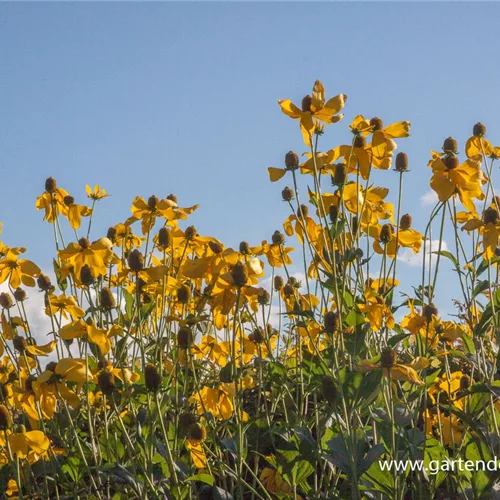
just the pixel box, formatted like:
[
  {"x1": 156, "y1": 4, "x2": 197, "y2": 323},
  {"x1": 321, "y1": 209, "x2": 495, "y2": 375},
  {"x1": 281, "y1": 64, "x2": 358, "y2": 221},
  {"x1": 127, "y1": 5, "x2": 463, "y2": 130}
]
[
  {"x1": 353, "y1": 135, "x2": 366, "y2": 149},
  {"x1": 107, "y1": 226, "x2": 117, "y2": 243},
  {"x1": 483, "y1": 207, "x2": 499, "y2": 224},
  {"x1": 45, "y1": 177, "x2": 57, "y2": 193},
  {"x1": 158, "y1": 227, "x2": 171, "y2": 248},
  {"x1": 239, "y1": 241, "x2": 250, "y2": 255},
  {"x1": 249, "y1": 327, "x2": 265, "y2": 344},
  {"x1": 395, "y1": 152, "x2": 409, "y2": 172},
  {"x1": 443, "y1": 137, "x2": 458, "y2": 154},
  {"x1": 184, "y1": 226, "x2": 197, "y2": 241},
  {"x1": 13, "y1": 288, "x2": 26, "y2": 302},
  {"x1": 281, "y1": 186, "x2": 294, "y2": 202},
  {"x1": 128, "y1": 249, "x2": 144, "y2": 272},
  {"x1": 147, "y1": 195, "x2": 159, "y2": 209},
  {"x1": 37, "y1": 274, "x2": 52, "y2": 292},
  {"x1": 370, "y1": 117, "x2": 383, "y2": 131},
  {"x1": 100, "y1": 287, "x2": 116, "y2": 310},
  {"x1": 301, "y1": 95, "x2": 312, "y2": 112},
  {"x1": 273, "y1": 276, "x2": 284, "y2": 291},
  {"x1": 297, "y1": 204, "x2": 309, "y2": 218},
  {"x1": 332, "y1": 163, "x2": 347, "y2": 185},
  {"x1": 13, "y1": 336, "x2": 27, "y2": 353},
  {"x1": 285, "y1": 150, "x2": 299, "y2": 170},
  {"x1": 167, "y1": 193, "x2": 178, "y2": 204},
  {"x1": 443, "y1": 155, "x2": 459, "y2": 170},
  {"x1": 423, "y1": 303, "x2": 439, "y2": 321},
  {"x1": 271, "y1": 230, "x2": 285, "y2": 245},
  {"x1": 329, "y1": 205, "x2": 339, "y2": 223},
  {"x1": 460, "y1": 375, "x2": 471, "y2": 391},
  {"x1": 63, "y1": 195, "x2": 75, "y2": 206},
  {"x1": 208, "y1": 241, "x2": 223, "y2": 254},
  {"x1": 0, "y1": 406, "x2": 11, "y2": 430},
  {"x1": 351, "y1": 216, "x2": 359, "y2": 235},
  {"x1": 379, "y1": 224, "x2": 394, "y2": 243},
  {"x1": 283, "y1": 283, "x2": 294, "y2": 297},
  {"x1": 78, "y1": 238, "x2": 91, "y2": 250},
  {"x1": 97, "y1": 371, "x2": 115, "y2": 397},
  {"x1": 324, "y1": 311, "x2": 339, "y2": 334},
  {"x1": 188, "y1": 422, "x2": 207, "y2": 441},
  {"x1": 144, "y1": 363, "x2": 161, "y2": 392},
  {"x1": 177, "y1": 284, "x2": 191, "y2": 304},
  {"x1": 257, "y1": 289, "x2": 270, "y2": 306},
  {"x1": 380, "y1": 346, "x2": 397, "y2": 368},
  {"x1": 178, "y1": 412, "x2": 197, "y2": 431},
  {"x1": 231, "y1": 261, "x2": 248, "y2": 287},
  {"x1": 80, "y1": 264, "x2": 95, "y2": 286},
  {"x1": 473, "y1": 122, "x2": 486, "y2": 138},
  {"x1": 0, "y1": 293, "x2": 13, "y2": 309},
  {"x1": 177, "y1": 327, "x2": 193, "y2": 348},
  {"x1": 400, "y1": 214, "x2": 413, "y2": 230}
]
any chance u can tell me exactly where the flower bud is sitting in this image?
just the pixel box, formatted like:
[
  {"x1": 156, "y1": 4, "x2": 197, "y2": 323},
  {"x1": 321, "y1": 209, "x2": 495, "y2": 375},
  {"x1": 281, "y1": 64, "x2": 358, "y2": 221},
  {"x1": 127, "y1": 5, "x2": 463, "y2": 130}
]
[
  {"x1": 395, "y1": 152, "x2": 408, "y2": 172},
  {"x1": 282, "y1": 186, "x2": 294, "y2": 202},
  {"x1": 329, "y1": 205, "x2": 339, "y2": 223},
  {"x1": 285, "y1": 151, "x2": 299, "y2": 170},
  {"x1": 128, "y1": 249, "x2": 144, "y2": 272}
]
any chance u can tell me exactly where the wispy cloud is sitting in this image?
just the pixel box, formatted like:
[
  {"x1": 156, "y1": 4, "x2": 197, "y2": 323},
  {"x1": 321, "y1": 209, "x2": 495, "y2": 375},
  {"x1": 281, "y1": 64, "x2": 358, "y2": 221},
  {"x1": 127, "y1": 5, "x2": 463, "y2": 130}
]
[
  {"x1": 420, "y1": 189, "x2": 438, "y2": 207},
  {"x1": 398, "y1": 239, "x2": 448, "y2": 267}
]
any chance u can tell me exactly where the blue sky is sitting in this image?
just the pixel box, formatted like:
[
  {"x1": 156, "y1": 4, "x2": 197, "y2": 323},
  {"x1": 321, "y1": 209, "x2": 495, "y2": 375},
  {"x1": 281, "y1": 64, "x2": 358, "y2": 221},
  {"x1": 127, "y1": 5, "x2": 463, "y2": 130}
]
[{"x1": 1, "y1": 3, "x2": 500, "y2": 311}]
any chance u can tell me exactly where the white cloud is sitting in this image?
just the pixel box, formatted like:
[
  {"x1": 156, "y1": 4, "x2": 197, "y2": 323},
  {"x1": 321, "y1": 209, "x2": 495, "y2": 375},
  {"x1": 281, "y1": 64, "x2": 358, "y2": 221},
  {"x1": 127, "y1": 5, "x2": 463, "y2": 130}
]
[
  {"x1": 420, "y1": 189, "x2": 438, "y2": 207},
  {"x1": 398, "y1": 239, "x2": 449, "y2": 267}
]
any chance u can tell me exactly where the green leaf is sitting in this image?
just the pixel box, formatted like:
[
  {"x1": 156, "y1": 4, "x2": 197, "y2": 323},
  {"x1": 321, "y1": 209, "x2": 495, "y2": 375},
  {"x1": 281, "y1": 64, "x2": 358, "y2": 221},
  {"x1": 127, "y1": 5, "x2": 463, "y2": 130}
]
[
  {"x1": 185, "y1": 474, "x2": 215, "y2": 486},
  {"x1": 53, "y1": 258, "x2": 68, "y2": 292}
]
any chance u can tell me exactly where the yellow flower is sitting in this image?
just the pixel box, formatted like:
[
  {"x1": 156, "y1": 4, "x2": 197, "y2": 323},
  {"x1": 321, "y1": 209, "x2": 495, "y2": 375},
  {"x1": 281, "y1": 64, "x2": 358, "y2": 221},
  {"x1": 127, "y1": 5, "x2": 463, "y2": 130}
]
[
  {"x1": 86, "y1": 184, "x2": 110, "y2": 200},
  {"x1": 58, "y1": 237, "x2": 113, "y2": 278},
  {"x1": 278, "y1": 80, "x2": 346, "y2": 146},
  {"x1": 45, "y1": 293, "x2": 85, "y2": 320},
  {"x1": 0, "y1": 249, "x2": 40, "y2": 288},
  {"x1": 429, "y1": 153, "x2": 486, "y2": 211}
]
